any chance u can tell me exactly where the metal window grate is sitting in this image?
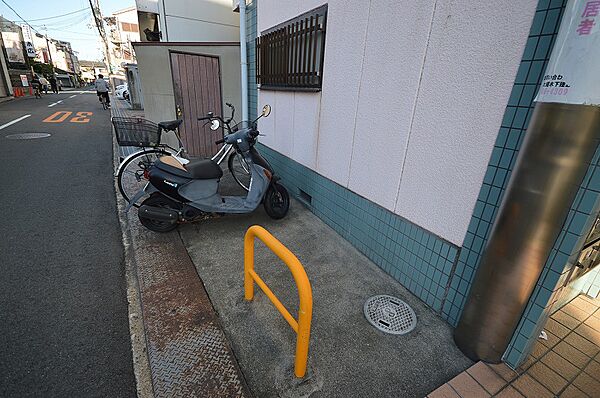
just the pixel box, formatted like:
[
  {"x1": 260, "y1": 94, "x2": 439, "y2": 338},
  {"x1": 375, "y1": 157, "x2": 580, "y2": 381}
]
[{"x1": 256, "y1": 5, "x2": 327, "y2": 91}]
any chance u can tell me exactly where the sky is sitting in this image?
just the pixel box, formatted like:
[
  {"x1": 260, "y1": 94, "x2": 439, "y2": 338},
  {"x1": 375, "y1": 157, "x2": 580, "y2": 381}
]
[{"x1": 0, "y1": 0, "x2": 134, "y2": 61}]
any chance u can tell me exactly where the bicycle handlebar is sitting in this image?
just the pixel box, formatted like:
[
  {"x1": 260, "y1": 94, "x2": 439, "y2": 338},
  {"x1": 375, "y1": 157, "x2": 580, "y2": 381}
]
[
  {"x1": 198, "y1": 103, "x2": 237, "y2": 138},
  {"x1": 225, "y1": 103, "x2": 234, "y2": 124}
]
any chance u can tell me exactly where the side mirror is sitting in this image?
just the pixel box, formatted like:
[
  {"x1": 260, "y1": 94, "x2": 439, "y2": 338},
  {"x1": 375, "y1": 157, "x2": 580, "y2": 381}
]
[
  {"x1": 207, "y1": 111, "x2": 214, "y2": 117},
  {"x1": 261, "y1": 104, "x2": 271, "y2": 118},
  {"x1": 210, "y1": 119, "x2": 220, "y2": 131}
]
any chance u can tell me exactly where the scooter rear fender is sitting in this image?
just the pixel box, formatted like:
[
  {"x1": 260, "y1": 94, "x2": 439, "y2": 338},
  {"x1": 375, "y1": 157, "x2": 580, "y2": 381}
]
[{"x1": 124, "y1": 183, "x2": 158, "y2": 212}]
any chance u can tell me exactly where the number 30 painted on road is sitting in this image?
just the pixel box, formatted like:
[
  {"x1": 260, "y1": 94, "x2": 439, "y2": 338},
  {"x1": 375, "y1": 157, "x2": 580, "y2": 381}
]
[{"x1": 43, "y1": 111, "x2": 93, "y2": 123}]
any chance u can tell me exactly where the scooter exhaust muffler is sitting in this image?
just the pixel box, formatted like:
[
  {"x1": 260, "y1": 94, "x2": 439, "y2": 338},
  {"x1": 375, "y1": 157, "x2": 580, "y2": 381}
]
[{"x1": 139, "y1": 205, "x2": 179, "y2": 222}]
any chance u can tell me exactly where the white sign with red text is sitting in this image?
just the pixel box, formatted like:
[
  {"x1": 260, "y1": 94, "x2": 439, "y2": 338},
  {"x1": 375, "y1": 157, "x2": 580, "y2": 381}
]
[{"x1": 536, "y1": 0, "x2": 600, "y2": 105}]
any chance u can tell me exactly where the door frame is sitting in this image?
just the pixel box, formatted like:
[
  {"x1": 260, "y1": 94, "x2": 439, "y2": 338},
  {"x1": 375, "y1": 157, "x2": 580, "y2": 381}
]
[
  {"x1": 168, "y1": 50, "x2": 225, "y2": 156},
  {"x1": 168, "y1": 49, "x2": 225, "y2": 114}
]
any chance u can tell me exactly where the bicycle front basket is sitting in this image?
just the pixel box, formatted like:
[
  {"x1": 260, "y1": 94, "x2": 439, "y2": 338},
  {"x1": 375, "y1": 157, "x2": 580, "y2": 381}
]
[{"x1": 112, "y1": 117, "x2": 161, "y2": 147}]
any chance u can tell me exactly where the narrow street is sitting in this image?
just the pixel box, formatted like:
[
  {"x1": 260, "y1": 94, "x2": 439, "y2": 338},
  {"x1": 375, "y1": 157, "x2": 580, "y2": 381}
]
[{"x1": 0, "y1": 91, "x2": 136, "y2": 397}]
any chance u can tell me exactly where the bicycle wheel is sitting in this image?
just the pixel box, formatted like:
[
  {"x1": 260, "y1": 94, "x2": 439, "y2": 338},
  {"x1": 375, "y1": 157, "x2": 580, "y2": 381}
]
[
  {"x1": 117, "y1": 149, "x2": 170, "y2": 207},
  {"x1": 228, "y1": 151, "x2": 251, "y2": 191}
]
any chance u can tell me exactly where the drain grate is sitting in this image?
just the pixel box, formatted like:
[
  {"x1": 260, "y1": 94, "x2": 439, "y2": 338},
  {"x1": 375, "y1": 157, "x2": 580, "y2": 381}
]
[
  {"x1": 5, "y1": 132, "x2": 51, "y2": 140},
  {"x1": 363, "y1": 295, "x2": 417, "y2": 335}
]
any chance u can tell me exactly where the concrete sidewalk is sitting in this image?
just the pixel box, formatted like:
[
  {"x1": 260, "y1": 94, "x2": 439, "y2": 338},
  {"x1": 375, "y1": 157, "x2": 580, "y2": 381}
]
[
  {"x1": 112, "y1": 99, "x2": 251, "y2": 397},
  {"x1": 429, "y1": 294, "x2": 600, "y2": 397},
  {"x1": 180, "y1": 173, "x2": 472, "y2": 397}
]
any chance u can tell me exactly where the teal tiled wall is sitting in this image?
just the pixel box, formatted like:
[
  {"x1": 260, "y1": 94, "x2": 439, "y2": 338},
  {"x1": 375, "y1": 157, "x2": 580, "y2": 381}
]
[
  {"x1": 442, "y1": 0, "x2": 569, "y2": 328},
  {"x1": 259, "y1": 144, "x2": 460, "y2": 313},
  {"x1": 250, "y1": 0, "x2": 598, "y2": 370},
  {"x1": 441, "y1": 0, "x2": 600, "y2": 368},
  {"x1": 504, "y1": 146, "x2": 600, "y2": 367},
  {"x1": 583, "y1": 267, "x2": 600, "y2": 298}
]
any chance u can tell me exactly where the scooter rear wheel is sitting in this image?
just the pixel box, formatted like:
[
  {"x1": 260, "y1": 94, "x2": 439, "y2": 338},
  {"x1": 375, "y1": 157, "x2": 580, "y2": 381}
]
[
  {"x1": 263, "y1": 183, "x2": 290, "y2": 220},
  {"x1": 138, "y1": 194, "x2": 180, "y2": 232}
]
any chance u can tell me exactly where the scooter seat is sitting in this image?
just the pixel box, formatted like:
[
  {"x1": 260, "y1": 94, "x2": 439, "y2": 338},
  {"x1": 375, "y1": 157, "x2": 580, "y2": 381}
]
[
  {"x1": 184, "y1": 159, "x2": 223, "y2": 180},
  {"x1": 158, "y1": 119, "x2": 183, "y2": 131}
]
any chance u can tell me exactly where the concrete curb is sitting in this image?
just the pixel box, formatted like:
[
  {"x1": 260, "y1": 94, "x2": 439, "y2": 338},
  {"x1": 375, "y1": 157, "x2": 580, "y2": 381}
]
[
  {"x1": 112, "y1": 120, "x2": 155, "y2": 398},
  {"x1": 110, "y1": 102, "x2": 251, "y2": 397}
]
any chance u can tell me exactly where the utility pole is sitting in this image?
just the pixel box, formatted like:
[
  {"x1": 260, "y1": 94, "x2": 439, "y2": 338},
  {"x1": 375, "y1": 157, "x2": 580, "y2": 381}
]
[
  {"x1": 88, "y1": 0, "x2": 113, "y2": 76},
  {"x1": 44, "y1": 35, "x2": 55, "y2": 74}
]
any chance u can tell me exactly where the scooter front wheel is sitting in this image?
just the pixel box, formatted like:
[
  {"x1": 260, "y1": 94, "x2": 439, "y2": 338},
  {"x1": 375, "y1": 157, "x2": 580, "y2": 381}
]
[
  {"x1": 263, "y1": 183, "x2": 290, "y2": 220},
  {"x1": 228, "y1": 152, "x2": 250, "y2": 192},
  {"x1": 138, "y1": 194, "x2": 180, "y2": 232}
]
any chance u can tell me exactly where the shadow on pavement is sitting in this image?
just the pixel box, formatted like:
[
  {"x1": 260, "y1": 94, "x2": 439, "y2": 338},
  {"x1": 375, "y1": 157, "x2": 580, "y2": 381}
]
[{"x1": 179, "y1": 168, "x2": 473, "y2": 398}]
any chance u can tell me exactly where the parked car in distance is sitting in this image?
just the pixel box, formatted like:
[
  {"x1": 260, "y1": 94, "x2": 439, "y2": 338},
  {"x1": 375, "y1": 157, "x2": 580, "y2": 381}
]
[{"x1": 115, "y1": 84, "x2": 128, "y2": 99}]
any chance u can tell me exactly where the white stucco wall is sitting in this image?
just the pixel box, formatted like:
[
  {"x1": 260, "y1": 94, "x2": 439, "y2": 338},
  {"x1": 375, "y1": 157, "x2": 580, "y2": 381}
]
[
  {"x1": 257, "y1": 0, "x2": 537, "y2": 246},
  {"x1": 159, "y1": 0, "x2": 240, "y2": 42}
]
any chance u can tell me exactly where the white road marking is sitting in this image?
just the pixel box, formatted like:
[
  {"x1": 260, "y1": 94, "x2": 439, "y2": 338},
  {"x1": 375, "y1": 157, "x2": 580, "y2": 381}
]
[
  {"x1": 48, "y1": 100, "x2": 63, "y2": 108},
  {"x1": 0, "y1": 114, "x2": 31, "y2": 130},
  {"x1": 69, "y1": 95, "x2": 77, "y2": 98}
]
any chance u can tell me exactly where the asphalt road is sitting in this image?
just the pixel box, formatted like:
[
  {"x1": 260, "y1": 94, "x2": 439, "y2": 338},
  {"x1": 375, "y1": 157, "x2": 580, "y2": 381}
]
[{"x1": 0, "y1": 90, "x2": 136, "y2": 397}]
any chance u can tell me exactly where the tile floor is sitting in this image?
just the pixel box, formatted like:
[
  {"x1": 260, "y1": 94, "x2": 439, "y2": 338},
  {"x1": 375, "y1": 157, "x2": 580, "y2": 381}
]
[{"x1": 428, "y1": 294, "x2": 600, "y2": 397}]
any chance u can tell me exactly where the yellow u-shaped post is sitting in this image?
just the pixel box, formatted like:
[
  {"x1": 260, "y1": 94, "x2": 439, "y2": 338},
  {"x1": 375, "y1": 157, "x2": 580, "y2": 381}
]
[{"x1": 244, "y1": 225, "x2": 313, "y2": 378}]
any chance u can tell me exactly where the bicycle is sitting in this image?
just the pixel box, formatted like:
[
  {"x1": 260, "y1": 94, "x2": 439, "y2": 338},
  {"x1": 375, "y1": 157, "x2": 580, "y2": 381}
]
[
  {"x1": 33, "y1": 83, "x2": 41, "y2": 99},
  {"x1": 113, "y1": 103, "x2": 251, "y2": 208},
  {"x1": 100, "y1": 94, "x2": 109, "y2": 110}
]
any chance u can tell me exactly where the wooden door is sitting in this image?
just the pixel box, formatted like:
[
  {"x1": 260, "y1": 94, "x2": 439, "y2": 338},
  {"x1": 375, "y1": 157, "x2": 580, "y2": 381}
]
[{"x1": 170, "y1": 52, "x2": 222, "y2": 157}]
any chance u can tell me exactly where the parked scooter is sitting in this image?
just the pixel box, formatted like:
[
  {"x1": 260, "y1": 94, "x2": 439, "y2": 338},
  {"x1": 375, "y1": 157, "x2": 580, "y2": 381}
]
[{"x1": 128, "y1": 104, "x2": 290, "y2": 232}]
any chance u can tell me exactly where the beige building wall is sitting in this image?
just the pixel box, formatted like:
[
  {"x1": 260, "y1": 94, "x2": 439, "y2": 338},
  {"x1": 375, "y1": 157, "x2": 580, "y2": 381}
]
[
  {"x1": 108, "y1": 6, "x2": 141, "y2": 70},
  {"x1": 132, "y1": 43, "x2": 241, "y2": 147}
]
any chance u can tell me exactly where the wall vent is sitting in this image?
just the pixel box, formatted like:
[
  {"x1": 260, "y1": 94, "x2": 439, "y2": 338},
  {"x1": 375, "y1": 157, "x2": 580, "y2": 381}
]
[{"x1": 298, "y1": 189, "x2": 312, "y2": 206}]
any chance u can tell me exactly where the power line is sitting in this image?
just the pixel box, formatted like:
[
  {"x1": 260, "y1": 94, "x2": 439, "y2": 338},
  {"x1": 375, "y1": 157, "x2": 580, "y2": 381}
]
[
  {"x1": 42, "y1": 27, "x2": 97, "y2": 36},
  {"x1": 30, "y1": 12, "x2": 90, "y2": 29},
  {"x1": 0, "y1": 0, "x2": 40, "y2": 34},
  {"x1": 88, "y1": 0, "x2": 113, "y2": 74},
  {"x1": 34, "y1": 15, "x2": 90, "y2": 30},
  {"x1": 16, "y1": 8, "x2": 88, "y2": 22},
  {"x1": 48, "y1": 37, "x2": 99, "y2": 41}
]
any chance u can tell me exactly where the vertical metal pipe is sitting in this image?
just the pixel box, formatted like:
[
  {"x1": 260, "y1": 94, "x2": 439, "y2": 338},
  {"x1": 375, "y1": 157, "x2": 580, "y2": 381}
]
[
  {"x1": 239, "y1": 0, "x2": 249, "y2": 121},
  {"x1": 454, "y1": 103, "x2": 600, "y2": 362},
  {"x1": 454, "y1": 0, "x2": 600, "y2": 363}
]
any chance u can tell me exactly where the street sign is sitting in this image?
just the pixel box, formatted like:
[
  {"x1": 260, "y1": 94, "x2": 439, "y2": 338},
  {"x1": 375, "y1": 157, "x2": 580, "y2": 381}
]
[
  {"x1": 1, "y1": 32, "x2": 25, "y2": 63},
  {"x1": 536, "y1": 0, "x2": 600, "y2": 106},
  {"x1": 25, "y1": 42, "x2": 36, "y2": 58}
]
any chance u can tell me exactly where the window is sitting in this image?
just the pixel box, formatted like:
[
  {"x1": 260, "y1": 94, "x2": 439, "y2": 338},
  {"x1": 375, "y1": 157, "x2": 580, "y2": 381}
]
[
  {"x1": 121, "y1": 22, "x2": 139, "y2": 33},
  {"x1": 256, "y1": 4, "x2": 327, "y2": 91}
]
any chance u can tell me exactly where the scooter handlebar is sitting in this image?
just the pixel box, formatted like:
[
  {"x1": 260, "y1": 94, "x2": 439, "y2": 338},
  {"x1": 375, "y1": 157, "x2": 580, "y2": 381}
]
[{"x1": 215, "y1": 138, "x2": 225, "y2": 145}]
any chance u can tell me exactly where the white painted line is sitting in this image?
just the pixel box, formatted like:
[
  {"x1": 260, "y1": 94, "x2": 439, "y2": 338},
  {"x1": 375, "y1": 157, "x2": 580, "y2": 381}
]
[
  {"x1": 69, "y1": 95, "x2": 77, "y2": 98},
  {"x1": 0, "y1": 114, "x2": 31, "y2": 130},
  {"x1": 48, "y1": 100, "x2": 63, "y2": 108}
]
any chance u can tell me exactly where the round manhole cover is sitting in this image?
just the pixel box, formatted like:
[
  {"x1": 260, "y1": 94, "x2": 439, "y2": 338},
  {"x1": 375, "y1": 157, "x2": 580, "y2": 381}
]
[
  {"x1": 5, "y1": 132, "x2": 51, "y2": 140},
  {"x1": 364, "y1": 295, "x2": 417, "y2": 335}
]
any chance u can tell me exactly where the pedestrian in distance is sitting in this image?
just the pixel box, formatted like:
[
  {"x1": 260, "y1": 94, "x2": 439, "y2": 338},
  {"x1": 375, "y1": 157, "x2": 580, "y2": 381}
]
[
  {"x1": 31, "y1": 74, "x2": 41, "y2": 98},
  {"x1": 39, "y1": 76, "x2": 49, "y2": 94},
  {"x1": 49, "y1": 75, "x2": 58, "y2": 94},
  {"x1": 95, "y1": 74, "x2": 110, "y2": 108}
]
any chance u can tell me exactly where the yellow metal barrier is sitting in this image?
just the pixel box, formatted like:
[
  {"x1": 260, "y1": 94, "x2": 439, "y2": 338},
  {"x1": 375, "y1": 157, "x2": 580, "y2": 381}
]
[{"x1": 244, "y1": 225, "x2": 313, "y2": 378}]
